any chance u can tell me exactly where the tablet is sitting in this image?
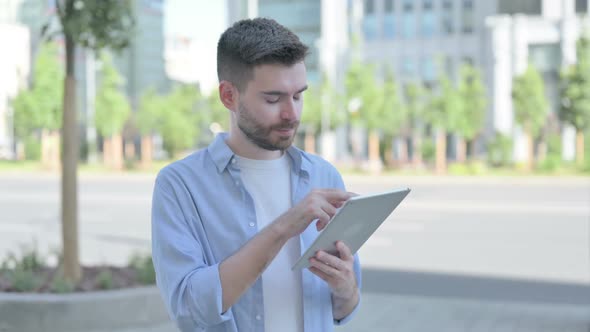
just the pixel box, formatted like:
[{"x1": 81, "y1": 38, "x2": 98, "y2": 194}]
[{"x1": 292, "y1": 187, "x2": 411, "y2": 270}]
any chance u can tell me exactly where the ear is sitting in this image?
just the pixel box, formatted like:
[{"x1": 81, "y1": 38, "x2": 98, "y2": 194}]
[{"x1": 219, "y1": 81, "x2": 238, "y2": 112}]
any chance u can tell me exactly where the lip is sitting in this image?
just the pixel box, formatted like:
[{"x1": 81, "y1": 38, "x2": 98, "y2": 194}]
[{"x1": 275, "y1": 128, "x2": 294, "y2": 135}]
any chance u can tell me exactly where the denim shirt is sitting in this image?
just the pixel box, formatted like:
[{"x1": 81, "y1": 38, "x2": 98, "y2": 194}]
[{"x1": 151, "y1": 133, "x2": 361, "y2": 332}]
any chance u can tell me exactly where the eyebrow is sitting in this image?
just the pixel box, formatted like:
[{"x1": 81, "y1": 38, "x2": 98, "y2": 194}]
[{"x1": 260, "y1": 85, "x2": 308, "y2": 96}]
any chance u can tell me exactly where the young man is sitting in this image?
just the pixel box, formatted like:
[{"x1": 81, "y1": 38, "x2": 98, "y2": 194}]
[{"x1": 151, "y1": 18, "x2": 361, "y2": 332}]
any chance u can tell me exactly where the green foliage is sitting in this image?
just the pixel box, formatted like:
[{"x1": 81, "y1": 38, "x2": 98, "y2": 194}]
[
  {"x1": 456, "y1": 65, "x2": 487, "y2": 140},
  {"x1": 429, "y1": 73, "x2": 460, "y2": 130},
  {"x1": 205, "y1": 90, "x2": 230, "y2": 133},
  {"x1": 421, "y1": 139, "x2": 435, "y2": 163},
  {"x1": 128, "y1": 254, "x2": 156, "y2": 285},
  {"x1": 345, "y1": 61, "x2": 385, "y2": 130},
  {"x1": 560, "y1": 34, "x2": 590, "y2": 132},
  {"x1": 380, "y1": 69, "x2": 407, "y2": 136},
  {"x1": 50, "y1": 274, "x2": 75, "y2": 293},
  {"x1": 24, "y1": 135, "x2": 41, "y2": 160},
  {"x1": 512, "y1": 64, "x2": 548, "y2": 138},
  {"x1": 11, "y1": 42, "x2": 63, "y2": 138},
  {"x1": 487, "y1": 132, "x2": 513, "y2": 167},
  {"x1": 56, "y1": 0, "x2": 135, "y2": 52},
  {"x1": 137, "y1": 88, "x2": 165, "y2": 136},
  {"x1": 95, "y1": 52, "x2": 131, "y2": 137},
  {"x1": 9, "y1": 269, "x2": 42, "y2": 292},
  {"x1": 96, "y1": 269, "x2": 114, "y2": 290},
  {"x1": 404, "y1": 82, "x2": 426, "y2": 130},
  {"x1": 159, "y1": 84, "x2": 203, "y2": 156}
]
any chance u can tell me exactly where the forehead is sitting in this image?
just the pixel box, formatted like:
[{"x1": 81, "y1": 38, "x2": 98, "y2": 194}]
[{"x1": 247, "y1": 62, "x2": 307, "y2": 93}]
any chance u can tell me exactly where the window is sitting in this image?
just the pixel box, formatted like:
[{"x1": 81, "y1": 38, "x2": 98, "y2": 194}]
[
  {"x1": 365, "y1": 0, "x2": 375, "y2": 15},
  {"x1": 384, "y1": 14, "x2": 396, "y2": 39},
  {"x1": 402, "y1": 0, "x2": 415, "y2": 38},
  {"x1": 385, "y1": 0, "x2": 395, "y2": 13},
  {"x1": 402, "y1": 57, "x2": 417, "y2": 78},
  {"x1": 497, "y1": 0, "x2": 541, "y2": 15},
  {"x1": 422, "y1": 0, "x2": 436, "y2": 38},
  {"x1": 422, "y1": 56, "x2": 436, "y2": 82},
  {"x1": 576, "y1": 0, "x2": 588, "y2": 14},
  {"x1": 363, "y1": 15, "x2": 379, "y2": 41},
  {"x1": 461, "y1": 0, "x2": 474, "y2": 34},
  {"x1": 403, "y1": 0, "x2": 413, "y2": 11},
  {"x1": 529, "y1": 44, "x2": 561, "y2": 72},
  {"x1": 442, "y1": 0, "x2": 453, "y2": 35}
]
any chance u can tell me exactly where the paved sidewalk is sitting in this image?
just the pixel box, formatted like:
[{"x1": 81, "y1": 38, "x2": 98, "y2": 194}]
[
  {"x1": 102, "y1": 291, "x2": 590, "y2": 332},
  {"x1": 336, "y1": 293, "x2": 590, "y2": 332}
]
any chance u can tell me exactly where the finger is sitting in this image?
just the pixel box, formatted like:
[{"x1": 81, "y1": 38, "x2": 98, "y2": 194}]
[
  {"x1": 348, "y1": 192, "x2": 359, "y2": 197},
  {"x1": 308, "y1": 266, "x2": 331, "y2": 282},
  {"x1": 315, "y1": 250, "x2": 346, "y2": 271},
  {"x1": 318, "y1": 189, "x2": 354, "y2": 203},
  {"x1": 336, "y1": 241, "x2": 353, "y2": 262},
  {"x1": 309, "y1": 257, "x2": 338, "y2": 277}
]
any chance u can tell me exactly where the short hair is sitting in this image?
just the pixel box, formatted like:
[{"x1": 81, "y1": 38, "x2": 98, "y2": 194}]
[{"x1": 217, "y1": 18, "x2": 309, "y2": 91}]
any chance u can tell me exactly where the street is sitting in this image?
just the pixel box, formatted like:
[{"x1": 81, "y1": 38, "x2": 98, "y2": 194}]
[{"x1": 0, "y1": 172, "x2": 589, "y2": 331}]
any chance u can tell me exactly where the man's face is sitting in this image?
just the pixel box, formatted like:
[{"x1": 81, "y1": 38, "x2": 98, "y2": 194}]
[{"x1": 236, "y1": 62, "x2": 307, "y2": 151}]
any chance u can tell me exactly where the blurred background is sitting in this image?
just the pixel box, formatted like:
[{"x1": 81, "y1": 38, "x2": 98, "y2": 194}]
[{"x1": 0, "y1": 0, "x2": 589, "y2": 331}]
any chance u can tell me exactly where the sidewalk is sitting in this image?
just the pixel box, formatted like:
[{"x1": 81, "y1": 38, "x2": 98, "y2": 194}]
[{"x1": 336, "y1": 292, "x2": 590, "y2": 332}]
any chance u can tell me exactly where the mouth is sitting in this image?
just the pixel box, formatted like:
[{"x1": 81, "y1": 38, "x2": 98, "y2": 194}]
[{"x1": 274, "y1": 128, "x2": 294, "y2": 135}]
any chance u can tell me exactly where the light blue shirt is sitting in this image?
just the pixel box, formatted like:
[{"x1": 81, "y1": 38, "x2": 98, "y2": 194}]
[{"x1": 151, "y1": 133, "x2": 362, "y2": 332}]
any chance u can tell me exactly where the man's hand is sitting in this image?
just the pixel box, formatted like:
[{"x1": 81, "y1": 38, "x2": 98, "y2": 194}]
[
  {"x1": 308, "y1": 241, "x2": 357, "y2": 299},
  {"x1": 309, "y1": 241, "x2": 359, "y2": 320},
  {"x1": 274, "y1": 189, "x2": 353, "y2": 239}
]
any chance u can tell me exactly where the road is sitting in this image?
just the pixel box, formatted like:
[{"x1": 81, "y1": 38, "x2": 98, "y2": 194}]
[{"x1": 0, "y1": 172, "x2": 589, "y2": 331}]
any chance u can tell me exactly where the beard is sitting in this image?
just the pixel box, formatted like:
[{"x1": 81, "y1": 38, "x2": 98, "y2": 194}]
[{"x1": 237, "y1": 102, "x2": 299, "y2": 151}]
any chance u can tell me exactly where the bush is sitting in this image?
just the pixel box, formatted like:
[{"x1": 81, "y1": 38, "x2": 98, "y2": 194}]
[
  {"x1": 421, "y1": 139, "x2": 435, "y2": 164},
  {"x1": 487, "y1": 132, "x2": 513, "y2": 167},
  {"x1": 128, "y1": 254, "x2": 156, "y2": 285},
  {"x1": 24, "y1": 135, "x2": 41, "y2": 161},
  {"x1": 96, "y1": 269, "x2": 114, "y2": 290}
]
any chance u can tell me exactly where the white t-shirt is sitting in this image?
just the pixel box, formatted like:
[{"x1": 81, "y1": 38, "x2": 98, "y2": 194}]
[{"x1": 237, "y1": 154, "x2": 303, "y2": 332}]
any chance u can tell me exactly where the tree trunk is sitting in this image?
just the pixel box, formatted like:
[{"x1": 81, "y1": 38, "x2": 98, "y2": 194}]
[
  {"x1": 112, "y1": 134, "x2": 123, "y2": 170},
  {"x1": 61, "y1": 34, "x2": 80, "y2": 283},
  {"x1": 537, "y1": 140, "x2": 547, "y2": 163},
  {"x1": 304, "y1": 131, "x2": 316, "y2": 154},
  {"x1": 141, "y1": 135, "x2": 153, "y2": 169},
  {"x1": 41, "y1": 130, "x2": 60, "y2": 170},
  {"x1": 124, "y1": 140, "x2": 135, "y2": 160},
  {"x1": 368, "y1": 130, "x2": 382, "y2": 172},
  {"x1": 103, "y1": 137, "x2": 112, "y2": 168},
  {"x1": 456, "y1": 136, "x2": 466, "y2": 163},
  {"x1": 435, "y1": 129, "x2": 447, "y2": 174},
  {"x1": 412, "y1": 133, "x2": 422, "y2": 167},
  {"x1": 397, "y1": 137, "x2": 408, "y2": 165},
  {"x1": 576, "y1": 130, "x2": 585, "y2": 165},
  {"x1": 525, "y1": 130, "x2": 534, "y2": 171}
]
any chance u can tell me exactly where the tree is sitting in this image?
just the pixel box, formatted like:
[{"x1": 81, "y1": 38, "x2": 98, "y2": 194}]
[
  {"x1": 159, "y1": 84, "x2": 202, "y2": 158},
  {"x1": 403, "y1": 82, "x2": 427, "y2": 167},
  {"x1": 301, "y1": 77, "x2": 343, "y2": 154},
  {"x1": 95, "y1": 52, "x2": 131, "y2": 170},
  {"x1": 11, "y1": 42, "x2": 63, "y2": 167},
  {"x1": 379, "y1": 70, "x2": 407, "y2": 167},
  {"x1": 560, "y1": 34, "x2": 590, "y2": 165},
  {"x1": 512, "y1": 64, "x2": 549, "y2": 170},
  {"x1": 455, "y1": 65, "x2": 487, "y2": 162},
  {"x1": 54, "y1": 0, "x2": 134, "y2": 282},
  {"x1": 137, "y1": 88, "x2": 165, "y2": 168},
  {"x1": 345, "y1": 61, "x2": 386, "y2": 170},
  {"x1": 428, "y1": 74, "x2": 460, "y2": 173}
]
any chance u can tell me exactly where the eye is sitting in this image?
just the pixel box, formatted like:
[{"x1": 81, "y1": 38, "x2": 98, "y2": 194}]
[
  {"x1": 293, "y1": 93, "x2": 301, "y2": 101},
  {"x1": 265, "y1": 97, "x2": 280, "y2": 104}
]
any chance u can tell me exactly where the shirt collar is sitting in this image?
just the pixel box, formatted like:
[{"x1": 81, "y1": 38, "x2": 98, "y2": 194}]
[{"x1": 207, "y1": 132, "x2": 311, "y2": 175}]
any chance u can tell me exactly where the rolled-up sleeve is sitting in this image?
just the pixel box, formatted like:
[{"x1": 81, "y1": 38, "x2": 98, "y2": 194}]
[{"x1": 151, "y1": 173, "x2": 232, "y2": 331}]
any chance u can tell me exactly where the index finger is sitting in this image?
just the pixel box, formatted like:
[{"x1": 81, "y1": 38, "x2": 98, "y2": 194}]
[
  {"x1": 318, "y1": 189, "x2": 355, "y2": 203},
  {"x1": 335, "y1": 241, "x2": 353, "y2": 261}
]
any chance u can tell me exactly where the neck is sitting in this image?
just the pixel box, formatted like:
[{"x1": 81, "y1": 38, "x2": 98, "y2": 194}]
[{"x1": 226, "y1": 129, "x2": 283, "y2": 160}]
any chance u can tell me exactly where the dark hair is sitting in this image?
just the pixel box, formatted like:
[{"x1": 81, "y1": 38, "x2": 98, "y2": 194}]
[{"x1": 217, "y1": 18, "x2": 309, "y2": 91}]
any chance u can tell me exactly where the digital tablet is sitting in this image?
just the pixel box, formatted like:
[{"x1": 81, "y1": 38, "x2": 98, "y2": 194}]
[{"x1": 292, "y1": 187, "x2": 411, "y2": 270}]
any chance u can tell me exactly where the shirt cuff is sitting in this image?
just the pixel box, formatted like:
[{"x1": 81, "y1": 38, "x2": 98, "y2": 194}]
[{"x1": 333, "y1": 290, "x2": 361, "y2": 326}]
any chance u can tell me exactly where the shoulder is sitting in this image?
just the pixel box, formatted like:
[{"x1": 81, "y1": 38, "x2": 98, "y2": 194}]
[{"x1": 155, "y1": 148, "x2": 210, "y2": 190}]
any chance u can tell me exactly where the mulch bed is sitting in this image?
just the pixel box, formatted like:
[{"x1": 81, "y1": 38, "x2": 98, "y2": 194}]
[{"x1": 0, "y1": 266, "x2": 145, "y2": 293}]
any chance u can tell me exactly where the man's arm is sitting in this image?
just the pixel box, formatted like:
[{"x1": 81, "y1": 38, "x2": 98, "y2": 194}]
[
  {"x1": 219, "y1": 189, "x2": 354, "y2": 312},
  {"x1": 308, "y1": 241, "x2": 361, "y2": 321}
]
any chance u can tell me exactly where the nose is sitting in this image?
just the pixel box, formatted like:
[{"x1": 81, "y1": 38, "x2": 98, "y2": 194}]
[{"x1": 280, "y1": 99, "x2": 297, "y2": 121}]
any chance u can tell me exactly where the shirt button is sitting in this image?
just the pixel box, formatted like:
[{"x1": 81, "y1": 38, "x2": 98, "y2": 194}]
[
  {"x1": 255, "y1": 315, "x2": 262, "y2": 321},
  {"x1": 235, "y1": 181, "x2": 240, "y2": 186},
  {"x1": 249, "y1": 222, "x2": 255, "y2": 227}
]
